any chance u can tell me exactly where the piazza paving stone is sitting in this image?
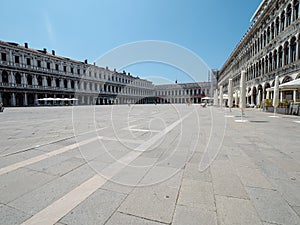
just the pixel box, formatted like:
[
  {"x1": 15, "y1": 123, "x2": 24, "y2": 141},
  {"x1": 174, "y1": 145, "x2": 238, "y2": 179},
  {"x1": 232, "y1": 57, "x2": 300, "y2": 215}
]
[
  {"x1": 105, "y1": 212, "x2": 165, "y2": 225},
  {"x1": 0, "y1": 106, "x2": 300, "y2": 225},
  {"x1": 172, "y1": 205, "x2": 217, "y2": 225},
  {"x1": 59, "y1": 188, "x2": 127, "y2": 225}
]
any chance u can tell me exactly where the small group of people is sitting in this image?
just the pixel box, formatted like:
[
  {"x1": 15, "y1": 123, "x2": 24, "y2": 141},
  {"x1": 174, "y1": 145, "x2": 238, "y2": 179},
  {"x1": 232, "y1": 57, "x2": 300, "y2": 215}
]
[{"x1": 0, "y1": 102, "x2": 4, "y2": 112}]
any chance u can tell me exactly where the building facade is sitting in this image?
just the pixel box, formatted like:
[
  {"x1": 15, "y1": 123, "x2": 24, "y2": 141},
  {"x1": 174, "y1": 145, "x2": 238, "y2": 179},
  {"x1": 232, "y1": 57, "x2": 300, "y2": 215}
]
[
  {"x1": 219, "y1": 0, "x2": 300, "y2": 105},
  {"x1": 155, "y1": 82, "x2": 211, "y2": 104},
  {"x1": 0, "y1": 40, "x2": 155, "y2": 107}
]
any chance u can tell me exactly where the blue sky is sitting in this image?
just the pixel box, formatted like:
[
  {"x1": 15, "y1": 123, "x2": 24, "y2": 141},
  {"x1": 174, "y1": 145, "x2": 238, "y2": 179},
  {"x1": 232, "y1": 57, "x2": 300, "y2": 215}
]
[{"x1": 0, "y1": 0, "x2": 262, "y2": 83}]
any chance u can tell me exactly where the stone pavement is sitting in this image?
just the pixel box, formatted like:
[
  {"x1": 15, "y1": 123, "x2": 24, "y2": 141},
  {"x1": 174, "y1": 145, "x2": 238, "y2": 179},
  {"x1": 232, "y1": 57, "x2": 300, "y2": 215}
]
[{"x1": 0, "y1": 105, "x2": 300, "y2": 225}]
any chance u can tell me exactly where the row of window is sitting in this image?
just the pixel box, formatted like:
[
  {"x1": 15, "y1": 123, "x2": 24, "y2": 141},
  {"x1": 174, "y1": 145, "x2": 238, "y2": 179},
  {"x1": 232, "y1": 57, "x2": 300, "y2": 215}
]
[
  {"x1": 156, "y1": 89, "x2": 206, "y2": 96},
  {"x1": 222, "y1": 0, "x2": 299, "y2": 78},
  {"x1": 0, "y1": 49, "x2": 153, "y2": 88}
]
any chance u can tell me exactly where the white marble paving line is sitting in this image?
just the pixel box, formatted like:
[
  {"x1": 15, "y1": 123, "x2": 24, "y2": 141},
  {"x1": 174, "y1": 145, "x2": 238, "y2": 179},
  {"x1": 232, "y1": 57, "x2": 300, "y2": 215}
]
[
  {"x1": 0, "y1": 136, "x2": 100, "y2": 176},
  {"x1": 20, "y1": 110, "x2": 195, "y2": 225},
  {"x1": 0, "y1": 127, "x2": 107, "y2": 158}
]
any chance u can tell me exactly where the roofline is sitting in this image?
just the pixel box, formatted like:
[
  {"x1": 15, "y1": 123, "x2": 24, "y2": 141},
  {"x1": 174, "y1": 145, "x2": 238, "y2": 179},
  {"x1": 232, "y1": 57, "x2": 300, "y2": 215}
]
[{"x1": 250, "y1": 0, "x2": 269, "y2": 22}]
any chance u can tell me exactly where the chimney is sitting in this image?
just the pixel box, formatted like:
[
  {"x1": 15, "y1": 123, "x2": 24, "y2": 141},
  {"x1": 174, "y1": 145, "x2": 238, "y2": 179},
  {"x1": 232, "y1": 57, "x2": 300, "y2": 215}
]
[
  {"x1": 43, "y1": 48, "x2": 47, "y2": 53},
  {"x1": 106, "y1": 66, "x2": 108, "y2": 70},
  {"x1": 114, "y1": 68, "x2": 116, "y2": 72},
  {"x1": 93, "y1": 62, "x2": 96, "y2": 66},
  {"x1": 52, "y1": 50, "x2": 55, "y2": 55},
  {"x1": 24, "y1": 43, "x2": 28, "y2": 48},
  {"x1": 123, "y1": 70, "x2": 126, "y2": 74},
  {"x1": 84, "y1": 59, "x2": 88, "y2": 64},
  {"x1": 128, "y1": 72, "x2": 130, "y2": 76}
]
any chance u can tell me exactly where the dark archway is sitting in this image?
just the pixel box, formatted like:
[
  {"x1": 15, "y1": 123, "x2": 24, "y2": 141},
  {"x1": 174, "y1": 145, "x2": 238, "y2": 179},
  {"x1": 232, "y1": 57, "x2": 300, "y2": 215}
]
[
  {"x1": 27, "y1": 74, "x2": 33, "y2": 85},
  {"x1": 27, "y1": 93, "x2": 35, "y2": 106},
  {"x1": 2, "y1": 70, "x2": 9, "y2": 83},
  {"x1": 15, "y1": 72, "x2": 22, "y2": 85},
  {"x1": 15, "y1": 93, "x2": 23, "y2": 106},
  {"x1": 37, "y1": 76, "x2": 43, "y2": 86},
  {"x1": 2, "y1": 92, "x2": 11, "y2": 106}
]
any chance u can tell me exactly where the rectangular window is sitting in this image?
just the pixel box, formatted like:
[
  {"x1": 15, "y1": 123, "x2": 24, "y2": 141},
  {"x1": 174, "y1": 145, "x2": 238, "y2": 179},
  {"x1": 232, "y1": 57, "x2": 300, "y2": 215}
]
[
  {"x1": 47, "y1": 62, "x2": 51, "y2": 69},
  {"x1": 37, "y1": 60, "x2": 41, "y2": 67},
  {"x1": 15, "y1": 55, "x2": 20, "y2": 63},
  {"x1": 26, "y1": 58, "x2": 31, "y2": 65},
  {"x1": 55, "y1": 64, "x2": 59, "y2": 70},
  {"x1": 71, "y1": 67, "x2": 74, "y2": 74},
  {"x1": 1, "y1": 52, "x2": 7, "y2": 61},
  {"x1": 63, "y1": 65, "x2": 67, "y2": 72},
  {"x1": 77, "y1": 68, "x2": 80, "y2": 74}
]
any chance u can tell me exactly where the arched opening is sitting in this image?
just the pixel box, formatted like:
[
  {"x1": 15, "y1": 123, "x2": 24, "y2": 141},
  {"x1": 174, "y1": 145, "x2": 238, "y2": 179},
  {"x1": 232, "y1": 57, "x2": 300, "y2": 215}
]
[
  {"x1": 47, "y1": 77, "x2": 51, "y2": 87},
  {"x1": 290, "y1": 37, "x2": 297, "y2": 62},
  {"x1": 27, "y1": 74, "x2": 33, "y2": 85},
  {"x1": 27, "y1": 93, "x2": 35, "y2": 106},
  {"x1": 275, "y1": 17, "x2": 280, "y2": 36},
  {"x1": 252, "y1": 87, "x2": 257, "y2": 105},
  {"x1": 15, "y1": 72, "x2": 22, "y2": 85},
  {"x1": 2, "y1": 92, "x2": 11, "y2": 106},
  {"x1": 258, "y1": 85, "x2": 263, "y2": 103},
  {"x1": 273, "y1": 50, "x2": 278, "y2": 69},
  {"x1": 294, "y1": 0, "x2": 299, "y2": 20},
  {"x1": 64, "y1": 79, "x2": 68, "y2": 89},
  {"x1": 282, "y1": 76, "x2": 293, "y2": 101},
  {"x1": 37, "y1": 76, "x2": 43, "y2": 86},
  {"x1": 264, "y1": 82, "x2": 271, "y2": 100},
  {"x1": 284, "y1": 42, "x2": 290, "y2": 65},
  {"x1": 2, "y1": 70, "x2": 9, "y2": 83},
  {"x1": 278, "y1": 46, "x2": 283, "y2": 68},
  {"x1": 15, "y1": 93, "x2": 23, "y2": 106},
  {"x1": 269, "y1": 52, "x2": 273, "y2": 71},
  {"x1": 281, "y1": 11, "x2": 285, "y2": 31},
  {"x1": 56, "y1": 78, "x2": 60, "y2": 87},
  {"x1": 287, "y1": 4, "x2": 292, "y2": 26}
]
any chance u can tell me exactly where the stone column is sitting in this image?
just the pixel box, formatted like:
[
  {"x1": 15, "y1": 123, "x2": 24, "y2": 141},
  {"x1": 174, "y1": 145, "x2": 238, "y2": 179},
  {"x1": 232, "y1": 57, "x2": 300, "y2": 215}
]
[
  {"x1": 75, "y1": 81, "x2": 78, "y2": 91},
  {"x1": 24, "y1": 93, "x2": 28, "y2": 106},
  {"x1": 67, "y1": 80, "x2": 71, "y2": 89},
  {"x1": 34, "y1": 93, "x2": 38, "y2": 105},
  {"x1": 11, "y1": 93, "x2": 16, "y2": 106},
  {"x1": 42, "y1": 76, "x2": 47, "y2": 87},
  {"x1": 296, "y1": 38, "x2": 300, "y2": 61},
  {"x1": 60, "y1": 79, "x2": 64, "y2": 88},
  {"x1": 280, "y1": 91, "x2": 283, "y2": 102},
  {"x1": 293, "y1": 90, "x2": 297, "y2": 101}
]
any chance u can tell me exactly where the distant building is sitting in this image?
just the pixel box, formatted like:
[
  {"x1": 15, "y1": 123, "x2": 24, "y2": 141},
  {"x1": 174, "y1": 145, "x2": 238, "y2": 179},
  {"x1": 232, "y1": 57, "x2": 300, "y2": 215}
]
[
  {"x1": 0, "y1": 40, "x2": 213, "y2": 106},
  {"x1": 155, "y1": 82, "x2": 211, "y2": 104},
  {"x1": 218, "y1": 0, "x2": 300, "y2": 104},
  {"x1": 0, "y1": 40, "x2": 155, "y2": 106}
]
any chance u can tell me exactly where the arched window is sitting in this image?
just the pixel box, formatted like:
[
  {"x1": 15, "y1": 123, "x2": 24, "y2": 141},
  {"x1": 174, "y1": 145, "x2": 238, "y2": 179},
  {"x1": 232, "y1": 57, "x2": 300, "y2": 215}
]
[
  {"x1": 71, "y1": 80, "x2": 75, "y2": 89},
  {"x1": 271, "y1": 23, "x2": 275, "y2": 39},
  {"x1": 287, "y1": 4, "x2": 292, "y2": 26},
  {"x1": 278, "y1": 46, "x2": 283, "y2": 67},
  {"x1": 64, "y1": 79, "x2": 67, "y2": 88},
  {"x1": 294, "y1": 0, "x2": 299, "y2": 20},
  {"x1": 275, "y1": 17, "x2": 280, "y2": 36},
  {"x1": 26, "y1": 74, "x2": 32, "y2": 85},
  {"x1": 15, "y1": 72, "x2": 21, "y2": 84},
  {"x1": 290, "y1": 37, "x2": 297, "y2": 62},
  {"x1": 269, "y1": 53, "x2": 273, "y2": 71},
  {"x1": 284, "y1": 42, "x2": 289, "y2": 65},
  {"x1": 47, "y1": 77, "x2": 51, "y2": 86},
  {"x1": 37, "y1": 76, "x2": 43, "y2": 86},
  {"x1": 273, "y1": 50, "x2": 278, "y2": 69},
  {"x1": 56, "y1": 78, "x2": 60, "y2": 87},
  {"x1": 2, "y1": 70, "x2": 9, "y2": 83},
  {"x1": 281, "y1": 11, "x2": 285, "y2": 31}
]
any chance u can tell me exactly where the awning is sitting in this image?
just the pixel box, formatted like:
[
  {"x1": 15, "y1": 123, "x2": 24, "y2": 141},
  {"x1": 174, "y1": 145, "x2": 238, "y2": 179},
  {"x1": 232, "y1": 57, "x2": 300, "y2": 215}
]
[{"x1": 279, "y1": 78, "x2": 300, "y2": 90}]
